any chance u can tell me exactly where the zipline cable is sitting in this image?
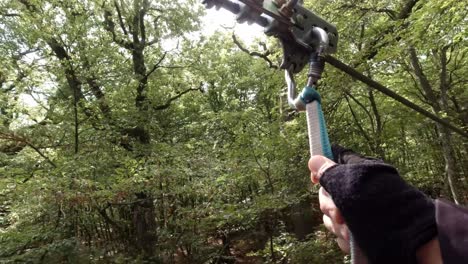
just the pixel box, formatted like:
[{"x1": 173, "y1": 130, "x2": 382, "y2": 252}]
[
  {"x1": 202, "y1": 1, "x2": 467, "y2": 139},
  {"x1": 324, "y1": 55, "x2": 468, "y2": 139}
]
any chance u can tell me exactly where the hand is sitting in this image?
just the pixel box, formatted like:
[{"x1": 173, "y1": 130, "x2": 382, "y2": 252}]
[
  {"x1": 309, "y1": 155, "x2": 350, "y2": 253},
  {"x1": 308, "y1": 146, "x2": 438, "y2": 264}
]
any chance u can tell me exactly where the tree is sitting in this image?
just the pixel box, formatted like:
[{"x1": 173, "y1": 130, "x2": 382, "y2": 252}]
[{"x1": 0, "y1": 0, "x2": 466, "y2": 262}]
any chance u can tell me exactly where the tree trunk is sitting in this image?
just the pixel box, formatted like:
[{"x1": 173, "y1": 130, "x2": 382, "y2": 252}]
[
  {"x1": 132, "y1": 192, "x2": 157, "y2": 257},
  {"x1": 436, "y1": 125, "x2": 463, "y2": 204},
  {"x1": 409, "y1": 47, "x2": 465, "y2": 204}
]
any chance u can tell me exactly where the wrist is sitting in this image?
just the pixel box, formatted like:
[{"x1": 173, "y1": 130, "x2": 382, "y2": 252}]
[{"x1": 416, "y1": 238, "x2": 442, "y2": 264}]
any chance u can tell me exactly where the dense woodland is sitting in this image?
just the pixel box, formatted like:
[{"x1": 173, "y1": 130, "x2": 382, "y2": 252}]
[{"x1": 0, "y1": 0, "x2": 466, "y2": 263}]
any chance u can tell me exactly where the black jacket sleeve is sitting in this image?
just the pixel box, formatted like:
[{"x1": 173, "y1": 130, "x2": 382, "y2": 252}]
[
  {"x1": 436, "y1": 199, "x2": 468, "y2": 264},
  {"x1": 320, "y1": 145, "x2": 437, "y2": 264}
]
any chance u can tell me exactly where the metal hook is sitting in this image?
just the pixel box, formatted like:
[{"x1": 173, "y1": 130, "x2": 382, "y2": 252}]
[
  {"x1": 286, "y1": 67, "x2": 306, "y2": 111},
  {"x1": 286, "y1": 26, "x2": 329, "y2": 112}
]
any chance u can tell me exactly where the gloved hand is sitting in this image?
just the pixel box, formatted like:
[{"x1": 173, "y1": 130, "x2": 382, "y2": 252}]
[{"x1": 309, "y1": 145, "x2": 437, "y2": 264}]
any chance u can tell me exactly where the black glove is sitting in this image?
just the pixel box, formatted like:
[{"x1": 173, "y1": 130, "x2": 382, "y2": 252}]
[{"x1": 319, "y1": 145, "x2": 437, "y2": 264}]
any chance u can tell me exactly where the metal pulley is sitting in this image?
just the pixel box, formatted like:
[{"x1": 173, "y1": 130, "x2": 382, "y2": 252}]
[{"x1": 202, "y1": 0, "x2": 338, "y2": 74}]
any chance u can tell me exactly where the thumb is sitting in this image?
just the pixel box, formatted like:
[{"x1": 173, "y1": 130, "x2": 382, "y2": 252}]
[{"x1": 309, "y1": 155, "x2": 337, "y2": 184}]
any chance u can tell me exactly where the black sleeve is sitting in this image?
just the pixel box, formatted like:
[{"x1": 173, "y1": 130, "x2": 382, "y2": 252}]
[
  {"x1": 321, "y1": 146, "x2": 437, "y2": 264},
  {"x1": 436, "y1": 199, "x2": 468, "y2": 264}
]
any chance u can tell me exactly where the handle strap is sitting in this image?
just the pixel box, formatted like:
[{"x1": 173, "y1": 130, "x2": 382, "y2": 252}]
[
  {"x1": 301, "y1": 86, "x2": 368, "y2": 264},
  {"x1": 305, "y1": 101, "x2": 332, "y2": 158}
]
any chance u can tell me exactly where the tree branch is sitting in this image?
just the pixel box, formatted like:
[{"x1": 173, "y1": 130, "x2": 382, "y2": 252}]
[
  {"x1": 46, "y1": 38, "x2": 98, "y2": 119},
  {"x1": 145, "y1": 37, "x2": 159, "y2": 47},
  {"x1": 145, "y1": 52, "x2": 167, "y2": 78},
  {"x1": 252, "y1": 151, "x2": 274, "y2": 193},
  {"x1": 0, "y1": 132, "x2": 57, "y2": 168},
  {"x1": 81, "y1": 58, "x2": 112, "y2": 118},
  {"x1": 139, "y1": 0, "x2": 149, "y2": 45},
  {"x1": 437, "y1": 46, "x2": 450, "y2": 92},
  {"x1": 153, "y1": 84, "x2": 203, "y2": 111},
  {"x1": 339, "y1": 3, "x2": 398, "y2": 19},
  {"x1": 231, "y1": 34, "x2": 278, "y2": 70},
  {"x1": 402, "y1": 63, "x2": 429, "y2": 103},
  {"x1": 73, "y1": 79, "x2": 79, "y2": 154},
  {"x1": 144, "y1": 14, "x2": 162, "y2": 46},
  {"x1": 103, "y1": 8, "x2": 133, "y2": 49},
  {"x1": 131, "y1": 0, "x2": 141, "y2": 45},
  {"x1": 98, "y1": 205, "x2": 126, "y2": 235},
  {"x1": 344, "y1": 95, "x2": 372, "y2": 144},
  {"x1": 114, "y1": 0, "x2": 129, "y2": 35},
  {"x1": 344, "y1": 91, "x2": 375, "y2": 133},
  {"x1": 1, "y1": 13, "x2": 20, "y2": 17},
  {"x1": 409, "y1": 47, "x2": 439, "y2": 110},
  {"x1": 348, "y1": 0, "x2": 420, "y2": 64}
]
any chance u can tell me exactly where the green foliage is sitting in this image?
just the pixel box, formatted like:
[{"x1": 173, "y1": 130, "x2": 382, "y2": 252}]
[
  {"x1": 249, "y1": 230, "x2": 345, "y2": 264},
  {"x1": 0, "y1": 0, "x2": 466, "y2": 263}
]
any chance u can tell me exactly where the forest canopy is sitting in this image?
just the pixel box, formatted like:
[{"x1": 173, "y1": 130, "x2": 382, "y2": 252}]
[{"x1": 0, "y1": 0, "x2": 466, "y2": 263}]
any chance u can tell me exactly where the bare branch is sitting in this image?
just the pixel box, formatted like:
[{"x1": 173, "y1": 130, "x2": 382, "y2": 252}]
[
  {"x1": 81, "y1": 57, "x2": 112, "y2": 117},
  {"x1": 153, "y1": 84, "x2": 203, "y2": 111},
  {"x1": 232, "y1": 34, "x2": 278, "y2": 70},
  {"x1": 145, "y1": 38, "x2": 159, "y2": 47},
  {"x1": 13, "y1": 48, "x2": 40, "y2": 59},
  {"x1": 131, "y1": 0, "x2": 140, "y2": 45},
  {"x1": 145, "y1": 14, "x2": 162, "y2": 46},
  {"x1": 145, "y1": 52, "x2": 167, "y2": 78},
  {"x1": 1, "y1": 13, "x2": 20, "y2": 17},
  {"x1": 114, "y1": 0, "x2": 128, "y2": 35},
  {"x1": 344, "y1": 95, "x2": 372, "y2": 143},
  {"x1": 446, "y1": 44, "x2": 455, "y2": 65},
  {"x1": 344, "y1": 91, "x2": 376, "y2": 133},
  {"x1": 252, "y1": 151, "x2": 274, "y2": 193},
  {"x1": 339, "y1": 3, "x2": 398, "y2": 19},
  {"x1": 103, "y1": 9, "x2": 133, "y2": 49},
  {"x1": 0, "y1": 132, "x2": 57, "y2": 168},
  {"x1": 139, "y1": 0, "x2": 149, "y2": 45},
  {"x1": 409, "y1": 47, "x2": 438, "y2": 109}
]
